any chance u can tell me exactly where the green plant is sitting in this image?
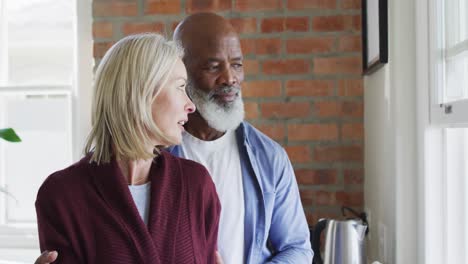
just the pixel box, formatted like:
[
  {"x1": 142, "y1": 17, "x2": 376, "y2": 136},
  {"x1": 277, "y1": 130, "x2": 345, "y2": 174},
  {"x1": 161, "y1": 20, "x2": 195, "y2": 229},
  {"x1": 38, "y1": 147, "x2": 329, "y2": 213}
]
[
  {"x1": 0, "y1": 128, "x2": 21, "y2": 199},
  {"x1": 0, "y1": 128, "x2": 21, "y2": 142}
]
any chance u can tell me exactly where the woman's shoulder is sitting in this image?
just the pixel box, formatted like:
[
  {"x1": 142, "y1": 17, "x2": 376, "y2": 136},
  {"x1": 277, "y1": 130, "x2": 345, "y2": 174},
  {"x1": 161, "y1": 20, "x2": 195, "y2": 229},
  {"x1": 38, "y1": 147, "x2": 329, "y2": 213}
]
[
  {"x1": 161, "y1": 151, "x2": 214, "y2": 187},
  {"x1": 36, "y1": 156, "x2": 92, "y2": 201}
]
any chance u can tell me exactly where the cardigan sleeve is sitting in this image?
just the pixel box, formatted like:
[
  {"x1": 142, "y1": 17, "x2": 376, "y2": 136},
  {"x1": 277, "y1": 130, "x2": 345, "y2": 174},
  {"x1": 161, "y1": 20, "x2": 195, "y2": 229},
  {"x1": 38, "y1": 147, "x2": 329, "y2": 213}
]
[
  {"x1": 35, "y1": 178, "x2": 83, "y2": 263},
  {"x1": 204, "y1": 178, "x2": 221, "y2": 264}
]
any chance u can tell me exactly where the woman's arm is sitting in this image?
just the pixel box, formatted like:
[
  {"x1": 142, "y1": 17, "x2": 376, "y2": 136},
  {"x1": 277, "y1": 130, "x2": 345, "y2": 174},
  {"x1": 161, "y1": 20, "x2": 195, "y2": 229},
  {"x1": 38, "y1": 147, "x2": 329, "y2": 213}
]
[
  {"x1": 35, "y1": 180, "x2": 83, "y2": 263},
  {"x1": 203, "y1": 173, "x2": 221, "y2": 264}
]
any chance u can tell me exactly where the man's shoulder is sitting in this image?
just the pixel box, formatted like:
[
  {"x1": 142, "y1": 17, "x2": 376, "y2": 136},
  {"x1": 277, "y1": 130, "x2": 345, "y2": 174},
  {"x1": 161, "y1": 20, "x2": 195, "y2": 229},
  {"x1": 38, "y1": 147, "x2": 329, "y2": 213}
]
[{"x1": 238, "y1": 121, "x2": 284, "y2": 152}]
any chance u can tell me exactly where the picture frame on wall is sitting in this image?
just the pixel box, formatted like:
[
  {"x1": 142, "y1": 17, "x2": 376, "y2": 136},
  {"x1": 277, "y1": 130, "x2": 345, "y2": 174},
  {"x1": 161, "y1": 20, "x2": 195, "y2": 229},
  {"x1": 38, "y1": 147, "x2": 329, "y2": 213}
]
[{"x1": 361, "y1": 0, "x2": 388, "y2": 75}]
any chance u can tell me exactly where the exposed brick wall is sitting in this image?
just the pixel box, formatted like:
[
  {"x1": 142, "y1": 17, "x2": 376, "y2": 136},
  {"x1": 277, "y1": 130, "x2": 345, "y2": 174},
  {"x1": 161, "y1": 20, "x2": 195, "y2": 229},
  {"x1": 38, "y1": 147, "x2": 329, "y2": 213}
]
[{"x1": 93, "y1": 0, "x2": 364, "y2": 225}]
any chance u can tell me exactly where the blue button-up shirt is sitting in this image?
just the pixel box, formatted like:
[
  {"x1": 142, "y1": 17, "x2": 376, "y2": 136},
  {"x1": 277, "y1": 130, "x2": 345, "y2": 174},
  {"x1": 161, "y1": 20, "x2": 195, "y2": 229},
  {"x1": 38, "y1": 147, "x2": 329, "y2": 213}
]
[{"x1": 169, "y1": 122, "x2": 313, "y2": 263}]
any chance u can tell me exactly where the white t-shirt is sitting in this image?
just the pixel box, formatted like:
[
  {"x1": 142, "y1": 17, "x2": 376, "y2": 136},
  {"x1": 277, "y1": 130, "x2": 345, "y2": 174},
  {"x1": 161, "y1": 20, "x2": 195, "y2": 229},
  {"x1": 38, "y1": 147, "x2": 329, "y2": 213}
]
[
  {"x1": 180, "y1": 130, "x2": 245, "y2": 264},
  {"x1": 128, "y1": 182, "x2": 151, "y2": 225}
]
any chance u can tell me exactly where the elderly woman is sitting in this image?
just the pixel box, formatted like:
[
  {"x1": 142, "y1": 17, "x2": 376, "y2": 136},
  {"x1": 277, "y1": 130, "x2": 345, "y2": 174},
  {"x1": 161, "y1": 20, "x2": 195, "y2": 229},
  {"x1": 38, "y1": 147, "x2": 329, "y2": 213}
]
[{"x1": 35, "y1": 33, "x2": 220, "y2": 263}]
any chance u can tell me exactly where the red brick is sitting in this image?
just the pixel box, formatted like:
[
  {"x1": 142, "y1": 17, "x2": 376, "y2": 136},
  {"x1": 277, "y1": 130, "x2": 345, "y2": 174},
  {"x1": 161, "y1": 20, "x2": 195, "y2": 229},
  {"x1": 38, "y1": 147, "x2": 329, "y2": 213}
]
[
  {"x1": 285, "y1": 145, "x2": 311, "y2": 163},
  {"x1": 314, "y1": 101, "x2": 339, "y2": 117},
  {"x1": 93, "y1": 22, "x2": 113, "y2": 38},
  {"x1": 287, "y1": 0, "x2": 336, "y2": 10},
  {"x1": 261, "y1": 102, "x2": 310, "y2": 118},
  {"x1": 338, "y1": 79, "x2": 363, "y2": 96},
  {"x1": 306, "y1": 211, "x2": 340, "y2": 225},
  {"x1": 288, "y1": 123, "x2": 338, "y2": 141},
  {"x1": 314, "y1": 191, "x2": 336, "y2": 206},
  {"x1": 186, "y1": 0, "x2": 231, "y2": 13},
  {"x1": 299, "y1": 190, "x2": 314, "y2": 205},
  {"x1": 286, "y1": 80, "x2": 335, "y2": 97},
  {"x1": 300, "y1": 190, "x2": 335, "y2": 206},
  {"x1": 94, "y1": 41, "x2": 115, "y2": 58},
  {"x1": 342, "y1": 0, "x2": 361, "y2": 9},
  {"x1": 235, "y1": 0, "x2": 282, "y2": 11},
  {"x1": 340, "y1": 101, "x2": 363, "y2": 118},
  {"x1": 145, "y1": 0, "x2": 181, "y2": 14},
  {"x1": 313, "y1": 145, "x2": 363, "y2": 162},
  {"x1": 244, "y1": 102, "x2": 259, "y2": 119},
  {"x1": 255, "y1": 38, "x2": 281, "y2": 55},
  {"x1": 242, "y1": 80, "x2": 282, "y2": 98},
  {"x1": 240, "y1": 39, "x2": 256, "y2": 55},
  {"x1": 315, "y1": 101, "x2": 364, "y2": 118},
  {"x1": 344, "y1": 169, "x2": 364, "y2": 184},
  {"x1": 230, "y1": 18, "x2": 257, "y2": 34},
  {"x1": 312, "y1": 15, "x2": 359, "y2": 32},
  {"x1": 244, "y1": 59, "x2": 259, "y2": 75},
  {"x1": 260, "y1": 17, "x2": 308, "y2": 33},
  {"x1": 93, "y1": 2, "x2": 138, "y2": 17},
  {"x1": 336, "y1": 191, "x2": 364, "y2": 206},
  {"x1": 121, "y1": 22, "x2": 164, "y2": 36},
  {"x1": 286, "y1": 17, "x2": 309, "y2": 32},
  {"x1": 341, "y1": 123, "x2": 364, "y2": 140},
  {"x1": 262, "y1": 59, "x2": 309, "y2": 75},
  {"x1": 338, "y1": 35, "x2": 362, "y2": 52},
  {"x1": 261, "y1": 17, "x2": 284, "y2": 33},
  {"x1": 295, "y1": 169, "x2": 337, "y2": 185},
  {"x1": 312, "y1": 16, "x2": 346, "y2": 32},
  {"x1": 313, "y1": 56, "x2": 361, "y2": 74},
  {"x1": 256, "y1": 124, "x2": 285, "y2": 140},
  {"x1": 171, "y1": 21, "x2": 181, "y2": 32},
  {"x1": 286, "y1": 37, "x2": 334, "y2": 54},
  {"x1": 305, "y1": 212, "x2": 314, "y2": 224},
  {"x1": 352, "y1": 15, "x2": 361, "y2": 31}
]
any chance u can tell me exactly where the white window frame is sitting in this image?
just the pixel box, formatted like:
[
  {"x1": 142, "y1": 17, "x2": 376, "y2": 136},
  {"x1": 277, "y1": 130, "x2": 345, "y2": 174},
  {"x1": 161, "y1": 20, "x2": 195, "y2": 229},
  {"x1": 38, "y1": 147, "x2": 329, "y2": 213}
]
[
  {"x1": 0, "y1": 0, "x2": 92, "y2": 255},
  {"x1": 417, "y1": 0, "x2": 468, "y2": 263},
  {"x1": 73, "y1": 0, "x2": 93, "y2": 162},
  {"x1": 429, "y1": 0, "x2": 468, "y2": 126}
]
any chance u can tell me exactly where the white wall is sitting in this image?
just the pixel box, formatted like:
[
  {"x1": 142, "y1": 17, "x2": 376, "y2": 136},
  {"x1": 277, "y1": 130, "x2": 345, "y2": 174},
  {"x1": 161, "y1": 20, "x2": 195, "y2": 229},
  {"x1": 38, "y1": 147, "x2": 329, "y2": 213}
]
[{"x1": 364, "y1": 0, "x2": 419, "y2": 263}]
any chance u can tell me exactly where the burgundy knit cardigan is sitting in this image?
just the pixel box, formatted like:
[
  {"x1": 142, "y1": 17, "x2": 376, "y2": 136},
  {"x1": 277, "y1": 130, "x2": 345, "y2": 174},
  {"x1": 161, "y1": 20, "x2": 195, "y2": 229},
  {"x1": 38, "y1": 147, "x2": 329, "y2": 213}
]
[{"x1": 35, "y1": 151, "x2": 221, "y2": 263}]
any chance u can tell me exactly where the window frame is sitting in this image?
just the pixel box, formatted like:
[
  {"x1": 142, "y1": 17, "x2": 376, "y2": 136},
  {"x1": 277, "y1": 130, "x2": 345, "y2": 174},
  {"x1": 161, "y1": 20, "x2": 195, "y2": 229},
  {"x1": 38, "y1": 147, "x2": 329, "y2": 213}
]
[
  {"x1": 429, "y1": 0, "x2": 468, "y2": 126},
  {"x1": 0, "y1": 0, "x2": 92, "y2": 251},
  {"x1": 418, "y1": 0, "x2": 468, "y2": 263}
]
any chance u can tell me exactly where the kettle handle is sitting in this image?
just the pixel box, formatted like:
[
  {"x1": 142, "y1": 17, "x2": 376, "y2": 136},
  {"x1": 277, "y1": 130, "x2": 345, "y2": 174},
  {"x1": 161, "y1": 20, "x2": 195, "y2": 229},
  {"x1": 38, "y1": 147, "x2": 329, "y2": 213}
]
[
  {"x1": 312, "y1": 219, "x2": 328, "y2": 264},
  {"x1": 342, "y1": 206, "x2": 369, "y2": 236}
]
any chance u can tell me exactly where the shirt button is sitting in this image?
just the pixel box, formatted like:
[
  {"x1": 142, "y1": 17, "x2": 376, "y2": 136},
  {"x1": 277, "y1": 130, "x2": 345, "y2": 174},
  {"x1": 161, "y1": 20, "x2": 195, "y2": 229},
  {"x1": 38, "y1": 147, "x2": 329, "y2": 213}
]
[{"x1": 256, "y1": 236, "x2": 262, "y2": 245}]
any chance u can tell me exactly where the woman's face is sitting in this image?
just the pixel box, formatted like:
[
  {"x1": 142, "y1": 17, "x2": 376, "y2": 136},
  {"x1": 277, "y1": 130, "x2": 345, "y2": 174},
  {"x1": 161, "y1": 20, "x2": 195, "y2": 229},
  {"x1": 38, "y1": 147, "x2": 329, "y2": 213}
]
[{"x1": 152, "y1": 59, "x2": 195, "y2": 145}]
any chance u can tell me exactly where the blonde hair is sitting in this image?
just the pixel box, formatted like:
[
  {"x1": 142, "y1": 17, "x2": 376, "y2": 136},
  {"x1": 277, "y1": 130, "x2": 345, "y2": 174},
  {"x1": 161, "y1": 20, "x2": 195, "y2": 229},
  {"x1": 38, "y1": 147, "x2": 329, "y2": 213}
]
[{"x1": 84, "y1": 33, "x2": 183, "y2": 164}]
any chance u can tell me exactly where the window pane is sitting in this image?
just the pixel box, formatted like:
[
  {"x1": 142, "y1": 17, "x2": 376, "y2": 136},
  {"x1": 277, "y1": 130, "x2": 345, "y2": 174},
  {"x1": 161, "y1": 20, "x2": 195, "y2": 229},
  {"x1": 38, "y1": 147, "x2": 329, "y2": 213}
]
[
  {"x1": 0, "y1": 93, "x2": 72, "y2": 223},
  {"x1": 459, "y1": 0, "x2": 468, "y2": 42},
  {"x1": 444, "y1": 0, "x2": 460, "y2": 48},
  {"x1": 445, "y1": 127, "x2": 468, "y2": 263},
  {"x1": 5, "y1": 0, "x2": 74, "y2": 85},
  {"x1": 0, "y1": 248, "x2": 39, "y2": 263},
  {"x1": 445, "y1": 50, "x2": 468, "y2": 101},
  {"x1": 440, "y1": 0, "x2": 468, "y2": 103},
  {"x1": 444, "y1": 0, "x2": 468, "y2": 46}
]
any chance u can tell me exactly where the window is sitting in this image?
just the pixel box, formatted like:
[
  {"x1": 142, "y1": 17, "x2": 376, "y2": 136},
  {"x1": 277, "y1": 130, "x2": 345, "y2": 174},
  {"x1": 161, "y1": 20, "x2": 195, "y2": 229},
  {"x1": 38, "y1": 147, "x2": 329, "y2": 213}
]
[
  {"x1": 0, "y1": 0, "x2": 92, "y2": 262},
  {"x1": 430, "y1": 0, "x2": 468, "y2": 125},
  {"x1": 443, "y1": 128, "x2": 468, "y2": 262},
  {"x1": 423, "y1": 0, "x2": 468, "y2": 263}
]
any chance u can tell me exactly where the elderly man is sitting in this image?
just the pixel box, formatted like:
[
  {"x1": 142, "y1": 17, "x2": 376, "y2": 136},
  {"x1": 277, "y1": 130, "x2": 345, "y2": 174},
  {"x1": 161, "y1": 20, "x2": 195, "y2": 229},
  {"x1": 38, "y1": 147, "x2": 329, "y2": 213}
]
[{"x1": 35, "y1": 12, "x2": 312, "y2": 264}]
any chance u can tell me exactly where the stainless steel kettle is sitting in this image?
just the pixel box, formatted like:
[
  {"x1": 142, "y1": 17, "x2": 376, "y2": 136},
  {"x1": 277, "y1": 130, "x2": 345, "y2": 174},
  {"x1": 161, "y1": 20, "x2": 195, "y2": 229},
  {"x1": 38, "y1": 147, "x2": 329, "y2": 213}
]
[{"x1": 312, "y1": 206, "x2": 369, "y2": 264}]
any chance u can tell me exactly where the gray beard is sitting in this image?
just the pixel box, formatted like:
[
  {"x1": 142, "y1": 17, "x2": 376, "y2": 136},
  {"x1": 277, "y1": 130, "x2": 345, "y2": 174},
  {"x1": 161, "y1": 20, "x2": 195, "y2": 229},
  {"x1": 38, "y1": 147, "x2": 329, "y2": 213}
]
[{"x1": 186, "y1": 82, "x2": 244, "y2": 132}]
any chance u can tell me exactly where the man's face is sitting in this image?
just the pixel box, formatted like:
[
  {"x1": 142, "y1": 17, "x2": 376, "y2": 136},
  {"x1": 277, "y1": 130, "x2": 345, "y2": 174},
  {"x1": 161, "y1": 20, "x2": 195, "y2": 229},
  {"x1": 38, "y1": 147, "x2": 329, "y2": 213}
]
[{"x1": 185, "y1": 33, "x2": 245, "y2": 132}]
